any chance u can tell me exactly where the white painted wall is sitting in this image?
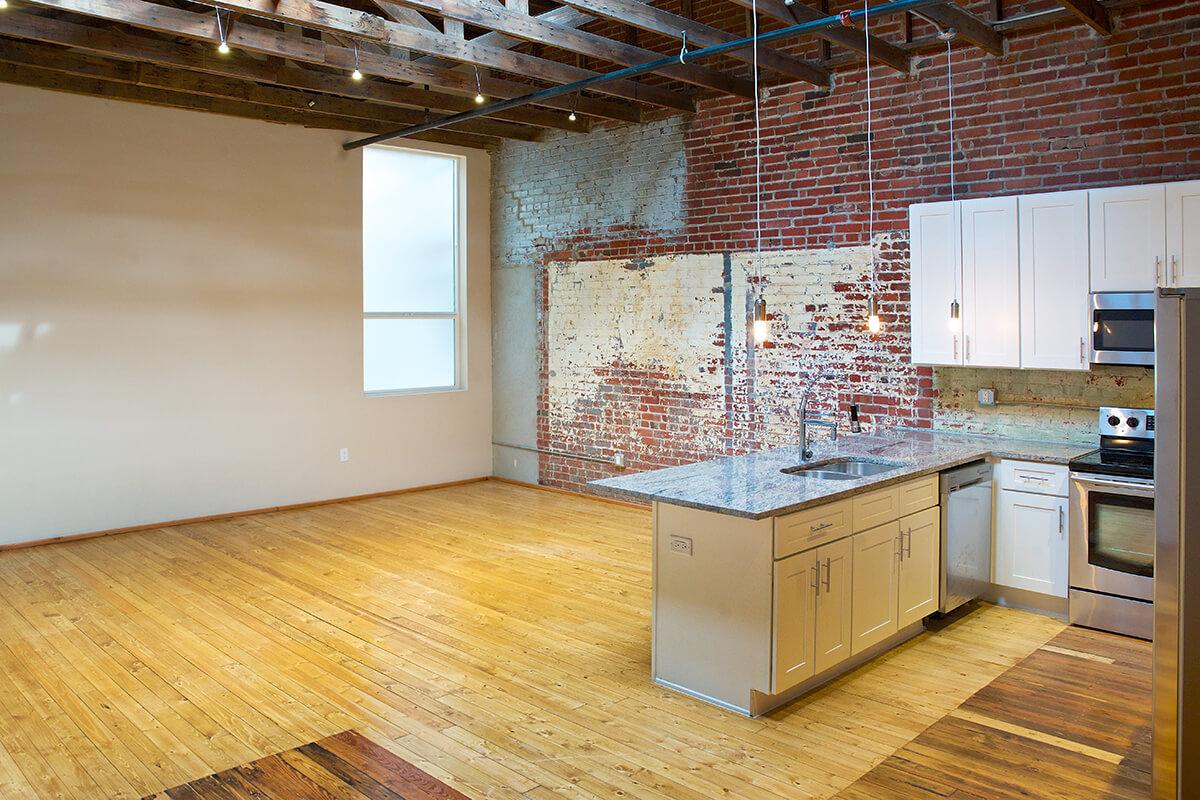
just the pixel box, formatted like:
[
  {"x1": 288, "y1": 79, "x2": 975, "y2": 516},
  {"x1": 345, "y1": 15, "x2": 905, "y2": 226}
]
[{"x1": 0, "y1": 84, "x2": 493, "y2": 545}]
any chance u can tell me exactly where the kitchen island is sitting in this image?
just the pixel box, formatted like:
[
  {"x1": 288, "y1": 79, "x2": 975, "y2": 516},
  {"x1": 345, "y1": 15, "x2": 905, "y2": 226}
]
[{"x1": 591, "y1": 429, "x2": 1088, "y2": 716}]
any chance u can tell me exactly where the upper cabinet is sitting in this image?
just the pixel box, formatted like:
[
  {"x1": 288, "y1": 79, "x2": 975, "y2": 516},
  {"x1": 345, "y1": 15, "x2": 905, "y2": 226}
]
[
  {"x1": 909, "y1": 201, "x2": 962, "y2": 366},
  {"x1": 1166, "y1": 180, "x2": 1200, "y2": 288},
  {"x1": 1019, "y1": 190, "x2": 1091, "y2": 372},
  {"x1": 1089, "y1": 184, "x2": 1165, "y2": 292},
  {"x1": 961, "y1": 196, "x2": 1021, "y2": 368}
]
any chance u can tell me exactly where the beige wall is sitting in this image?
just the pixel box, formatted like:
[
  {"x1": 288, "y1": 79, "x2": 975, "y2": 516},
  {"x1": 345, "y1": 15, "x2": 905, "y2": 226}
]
[{"x1": 0, "y1": 84, "x2": 493, "y2": 546}]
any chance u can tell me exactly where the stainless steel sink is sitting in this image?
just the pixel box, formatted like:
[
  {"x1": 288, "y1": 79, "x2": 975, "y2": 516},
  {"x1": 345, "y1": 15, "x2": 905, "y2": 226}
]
[{"x1": 781, "y1": 458, "x2": 902, "y2": 481}]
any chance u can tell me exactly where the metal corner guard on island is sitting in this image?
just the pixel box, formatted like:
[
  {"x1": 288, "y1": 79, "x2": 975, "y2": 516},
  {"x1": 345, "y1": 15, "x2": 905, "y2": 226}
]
[{"x1": 591, "y1": 428, "x2": 1091, "y2": 717}]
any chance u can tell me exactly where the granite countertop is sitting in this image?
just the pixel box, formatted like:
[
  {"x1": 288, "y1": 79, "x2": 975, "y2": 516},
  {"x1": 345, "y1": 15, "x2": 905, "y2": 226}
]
[{"x1": 589, "y1": 428, "x2": 1093, "y2": 520}]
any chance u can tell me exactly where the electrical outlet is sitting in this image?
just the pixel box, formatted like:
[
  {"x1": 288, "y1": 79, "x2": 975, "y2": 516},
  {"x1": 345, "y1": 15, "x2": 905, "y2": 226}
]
[
  {"x1": 613, "y1": 452, "x2": 626, "y2": 469},
  {"x1": 513, "y1": 458, "x2": 519, "y2": 468},
  {"x1": 339, "y1": 447, "x2": 350, "y2": 462},
  {"x1": 977, "y1": 388, "x2": 997, "y2": 406},
  {"x1": 669, "y1": 536, "x2": 692, "y2": 556}
]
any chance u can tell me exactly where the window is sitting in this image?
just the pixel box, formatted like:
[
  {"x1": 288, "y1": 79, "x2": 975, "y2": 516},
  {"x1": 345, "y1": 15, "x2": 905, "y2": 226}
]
[{"x1": 362, "y1": 146, "x2": 463, "y2": 394}]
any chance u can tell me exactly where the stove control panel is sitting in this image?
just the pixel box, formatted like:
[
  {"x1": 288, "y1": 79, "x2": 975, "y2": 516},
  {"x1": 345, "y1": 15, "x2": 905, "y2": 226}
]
[{"x1": 1099, "y1": 407, "x2": 1155, "y2": 440}]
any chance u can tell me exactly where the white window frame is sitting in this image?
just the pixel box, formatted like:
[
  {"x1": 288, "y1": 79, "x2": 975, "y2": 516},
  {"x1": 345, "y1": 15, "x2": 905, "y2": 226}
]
[{"x1": 362, "y1": 145, "x2": 467, "y2": 397}]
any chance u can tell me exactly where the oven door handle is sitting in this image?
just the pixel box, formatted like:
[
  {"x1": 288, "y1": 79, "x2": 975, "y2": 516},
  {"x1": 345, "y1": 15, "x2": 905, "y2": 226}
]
[{"x1": 1072, "y1": 474, "x2": 1155, "y2": 495}]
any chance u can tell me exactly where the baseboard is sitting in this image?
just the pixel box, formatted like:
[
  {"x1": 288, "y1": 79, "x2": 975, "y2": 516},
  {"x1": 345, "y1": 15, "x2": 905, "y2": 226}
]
[
  {"x1": 488, "y1": 476, "x2": 651, "y2": 511},
  {"x1": 0, "y1": 476, "x2": 490, "y2": 553},
  {"x1": 982, "y1": 584, "x2": 1069, "y2": 620}
]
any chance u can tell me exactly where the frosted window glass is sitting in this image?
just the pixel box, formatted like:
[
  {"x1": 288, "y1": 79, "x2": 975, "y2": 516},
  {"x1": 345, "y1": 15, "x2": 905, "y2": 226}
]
[
  {"x1": 363, "y1": 147, "x2": 457, "y2": 313},
  {"x1": 364, "y1": 319, "x2": 456, "y2": 392}
]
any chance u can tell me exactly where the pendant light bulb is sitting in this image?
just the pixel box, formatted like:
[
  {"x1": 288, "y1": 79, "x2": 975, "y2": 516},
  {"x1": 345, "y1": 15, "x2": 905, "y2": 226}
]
[
  {"x1": 473, "y1": 66, "x2": 485, "y2": 104},
  {"x1": 215, "y1": 7, "x2": 230, "y2": 54},
  {"x1": 948, "y1": 299, "x2": 961, "y2": 331},
  {"x1": 867, "y1": 296, "x2": 882, "y2": 334},
  {"x1": 352, "y1": 68, "x2": 364, "y2": 81},
  {"x1": 0, "y1": 1, "x2": 10, "y2": 9},
  {"x1": 217, "y1": 40, "x2": 230, "y2": 54},
  {"x1": 752, "y1": 295, "x2": 770, "y2": 345},
  {"x1": 351, "y1": 43, "x2": 363, "y2": 81},
  {"x1": 475, "y1": 92, "x2": 486, "y2": 104}
]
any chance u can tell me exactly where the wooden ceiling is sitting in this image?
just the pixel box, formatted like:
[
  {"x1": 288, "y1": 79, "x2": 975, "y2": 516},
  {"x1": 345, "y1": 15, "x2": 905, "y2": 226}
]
[{"x1": 0, "y1": 0, "x2": 1127, "y2": 148}]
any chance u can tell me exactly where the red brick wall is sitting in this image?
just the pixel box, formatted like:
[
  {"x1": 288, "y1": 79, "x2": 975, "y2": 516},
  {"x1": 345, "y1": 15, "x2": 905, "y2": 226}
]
[{"x1": 498, "y1": 1, "x2": 1200, "y2": 492}]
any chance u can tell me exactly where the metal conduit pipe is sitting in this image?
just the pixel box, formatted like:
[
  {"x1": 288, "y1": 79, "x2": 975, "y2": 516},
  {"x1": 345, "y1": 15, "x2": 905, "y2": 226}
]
[{"x1": 342, "y1": 0, "x2": 940, "y2": 150}]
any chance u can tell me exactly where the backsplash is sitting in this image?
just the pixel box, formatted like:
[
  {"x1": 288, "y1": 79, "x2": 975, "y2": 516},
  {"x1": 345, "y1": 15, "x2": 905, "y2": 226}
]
[{"x1": 931, "y1": 365, "x2": 1156, "y2": 445}]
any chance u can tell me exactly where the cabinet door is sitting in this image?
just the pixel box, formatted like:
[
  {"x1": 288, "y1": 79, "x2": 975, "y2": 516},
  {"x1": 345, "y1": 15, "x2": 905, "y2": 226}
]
[
  {"x1": 994, "y1": 489, "x2": 1068, "y2": 598},
  {"x1": 772, "y1": 550, "x2": 818, "y2": 694},
  {"x1": 851, "y1": 521, "x2": 900, "y2": 656},
  {"x1": 1018, "y1": 191, "x2": 1091, "y2": 371},
  {"x1": 897, "y1": 507, "x2": 942, "y2": 627},
  {"x1": 1089, "y1": 184, "x2": 1165, "y2": 292},
  {"x1": 1167, "y1": 180, "x2": 1200, "y2": 288},
  {"x1": 910, "y1": 201, "x2": 963, "y2": 366},
  {"x1": 961, "y1": 196, "x2": 1020, "y2": 368},
  {"x1": 814, "y1": 538, "x2": 853, "y2": 674}
]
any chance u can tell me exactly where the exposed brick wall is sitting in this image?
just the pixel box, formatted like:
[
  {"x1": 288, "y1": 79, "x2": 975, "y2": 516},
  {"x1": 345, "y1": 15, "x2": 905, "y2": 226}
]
[{"x1": 491, "y1": 1, "x2": 1199, "y2": 491}]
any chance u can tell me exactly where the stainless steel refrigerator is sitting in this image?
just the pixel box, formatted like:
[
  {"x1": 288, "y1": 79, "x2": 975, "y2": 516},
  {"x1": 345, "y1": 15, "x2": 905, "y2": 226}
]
[{"x1": 1153, "y1": 288, "x2": 1200, "y2": 799}]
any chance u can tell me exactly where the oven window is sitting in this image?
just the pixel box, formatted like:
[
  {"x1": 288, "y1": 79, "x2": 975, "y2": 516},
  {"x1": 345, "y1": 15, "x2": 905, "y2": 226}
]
[
  {"x1": 1087, "y1": 492, "x2": 1154, "y2": 577},
  {"x1": 1093, "y1": 310, "x2": 1154, "y2": 352}
]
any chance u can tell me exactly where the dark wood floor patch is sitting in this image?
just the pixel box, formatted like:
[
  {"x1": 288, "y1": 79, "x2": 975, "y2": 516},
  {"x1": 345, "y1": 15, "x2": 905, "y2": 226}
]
[
  {"x1": 143, "y1": 730, "x2": 470, "y2": 800},
  {"x1": 835, "y1": 626, "x2": 1152, "y2": 800}
]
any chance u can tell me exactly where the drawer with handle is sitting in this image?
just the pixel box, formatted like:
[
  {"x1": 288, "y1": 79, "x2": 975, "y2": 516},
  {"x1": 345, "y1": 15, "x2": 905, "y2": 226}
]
[
  {"x1": 996, "y1": 460, "x2": 1069, "y2": 497},
  {"x1": 775, "y1": 499, "x2": 852, "y2": 559}
]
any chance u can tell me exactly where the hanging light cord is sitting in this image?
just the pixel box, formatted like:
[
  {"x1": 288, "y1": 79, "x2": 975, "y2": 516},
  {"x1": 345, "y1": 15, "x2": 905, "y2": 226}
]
[
  {"x1": 215, "y1": 6, "x2": 226, "y2": 44},
  {"x1": 947, "y1": 37, "x2": 954, "y2": 202},
  {"x1": 752, "y1": 0, "x2": 762, "y2": 296},
  {"x1": 864, "y1": 0, "x2": 876, "y2": 301}
]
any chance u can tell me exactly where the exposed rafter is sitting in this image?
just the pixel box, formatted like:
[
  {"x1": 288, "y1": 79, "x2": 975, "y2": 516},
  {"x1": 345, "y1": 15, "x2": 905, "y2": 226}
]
[
  {"x1": 204, "y1": 0, "x2": 698, "y2": 111},
  {"x1": 18, "y1": 0, "x2": 643, "y2": 123},
  {"x1": 725, "y1": 0, "x2": 912, "y2": 72},
  {"x1": 918, "y1": 3, "x2": 1004, "y2": 55},
  {"x1": 0, "y1": 12, "x2": 550, "y2": 139},
  {"x1": 553, "y1": 0, "x2": 831, "y2": 86},
  {"x1": 1054, "y1": 0, "x2": 1114, "y2": 34},
  {"x1": 375, "y1": 0, "x2": 757, "y2": 97}
]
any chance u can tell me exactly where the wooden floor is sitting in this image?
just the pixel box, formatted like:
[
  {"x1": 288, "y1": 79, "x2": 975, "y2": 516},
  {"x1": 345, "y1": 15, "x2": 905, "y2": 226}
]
[
  {"x1": 145, "y1": 729, "x2": 470, "y2": 799},
  {"x1": 0, "y1": 479, "x2": 1101, "y2": 799},
  {"x1": 836, "y1": 626, "x2": 1153, "y2": 799}
]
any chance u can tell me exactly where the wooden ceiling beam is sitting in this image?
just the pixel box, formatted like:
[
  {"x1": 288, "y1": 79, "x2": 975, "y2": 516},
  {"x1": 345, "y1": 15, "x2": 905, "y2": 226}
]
[
  {"x1": 189, "y1": 0, "x2": 698, "y2": 111},
  {"x1": 725, "y1": 0, "x2": 911, "y2": 73},
  {"x1": 0, "y1": 36, "x2": 537, "y2": 139},
  {"x1": 411, "y1": 4, "x2": 594, "y2": 68},
  {"x1": 0, "y1": 58, "x2": 498, "y2": 149},
  {"x1": 1054, "y1": 0, "x2": 1113, "y2": 34},
  {"x1": 552, "y1": 0, "x2": 831, "y2": 86},
  {"x1": 208, "y1": 0, "x2": 390, "y2": 40},
  {"x1": 0, "y1": 10, "x2": 584, "y2": 132},
  {"x1": 19, "y1": 0, "x2": 641, "y2": 122},
  {"x1": 375, "y1": 0, "x2": 756, "y2": 98},
  {"x1": 917, "y1": 2, "x2": 1003, "y2": 55}
]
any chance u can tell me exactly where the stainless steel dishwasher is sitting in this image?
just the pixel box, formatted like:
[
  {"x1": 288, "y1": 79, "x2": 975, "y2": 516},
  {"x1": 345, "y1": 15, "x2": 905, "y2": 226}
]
[{"x1": 939, "y1": 461, "x2": 994, "y2": 614}]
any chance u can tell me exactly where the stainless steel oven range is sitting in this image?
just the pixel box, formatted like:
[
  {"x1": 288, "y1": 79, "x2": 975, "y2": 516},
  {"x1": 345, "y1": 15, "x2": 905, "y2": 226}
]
[{"x1": 1068, "y1": 406, "x2": 1155, "y2": 640}]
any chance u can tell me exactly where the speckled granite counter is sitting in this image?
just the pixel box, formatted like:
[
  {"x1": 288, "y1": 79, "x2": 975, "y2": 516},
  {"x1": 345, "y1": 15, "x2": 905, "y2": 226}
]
[{"x1": 590, "y1": 428, "x2": 1091, "y2": 519}]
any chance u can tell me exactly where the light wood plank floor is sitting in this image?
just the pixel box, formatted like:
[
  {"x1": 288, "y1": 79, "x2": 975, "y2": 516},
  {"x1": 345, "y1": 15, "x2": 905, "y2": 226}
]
[{"x1": 0, "y1": 480, "x2": 1068, "y2": 799}]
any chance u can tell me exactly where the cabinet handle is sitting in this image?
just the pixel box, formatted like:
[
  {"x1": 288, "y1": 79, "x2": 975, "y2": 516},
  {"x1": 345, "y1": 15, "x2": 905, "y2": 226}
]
[
  {"x1": 1157, "y1": 255, "x2": 1163, "y2": 285},
  {"x1": 1080, "y1": 337, "x2": 1087, "y2": 364},
  {"x1": 1172, "y1": 254, "x2": 1179, "y2": 285},
  {"x1": 965, "y1": 335, "x2": 971, "y2": 362},
  {"x1": 1059, "y1": 506, "x2": 1065, "y2": 537},
  {"x1": 897, "y1": 534, "x2": 905, "y2": 562},
  {"x1": 812, "y1": 565, "x2": 820, "y2": 597},
  {"x1": 822, "y1": 558, "x2": 832, "y2": 592},
  {"x1": 1020, "y1": 475, "x2": 1048, "y2": 484},
  {"x1": 953, "y1": 335, "x2": 959, "y2": 361},
  {"x1": 905, "y1": 528, "x2": 913, "y2": 558},
  {"x1": 809, "y1": 521, "x2": 834, "y2": 533}
]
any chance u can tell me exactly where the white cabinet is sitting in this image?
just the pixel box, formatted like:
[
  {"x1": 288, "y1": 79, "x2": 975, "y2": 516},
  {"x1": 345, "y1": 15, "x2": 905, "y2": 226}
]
[
  {"x1": 909, "y1": 201, "x2": 962, "y2": 366},
  {"x1": 994, "y1": 460, "x2": 1069, "y2": 599},
  {"x1": 1089, "y1": 184, "x2": 1166, "y2": 291},
  {"x1": 1018, "y1": 190, "x2": 1091, "y2": 371},
  {"x1": 1167, "y1": 180, "x2": 1200, "y2": 288},
  {"x1": 960, "y1": 196, "x2": 1021, "y2": 368}
]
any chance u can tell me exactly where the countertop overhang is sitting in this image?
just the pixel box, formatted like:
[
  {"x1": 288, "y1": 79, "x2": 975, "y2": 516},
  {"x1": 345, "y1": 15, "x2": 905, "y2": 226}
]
[{"x1": 589, "y1": 428, "x2": 1092, "y2": 519}]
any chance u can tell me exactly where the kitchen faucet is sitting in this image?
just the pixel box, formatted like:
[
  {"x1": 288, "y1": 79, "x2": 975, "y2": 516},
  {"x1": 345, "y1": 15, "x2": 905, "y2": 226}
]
[{"x1": 798, "y1": 373, "x2": 839, "y2": 461}]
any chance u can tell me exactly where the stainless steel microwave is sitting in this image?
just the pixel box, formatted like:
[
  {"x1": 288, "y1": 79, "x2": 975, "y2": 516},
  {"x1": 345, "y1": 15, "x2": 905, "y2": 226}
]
[{"x1": 1091, "y1": 292, "x2": 1155, "y2": 366}]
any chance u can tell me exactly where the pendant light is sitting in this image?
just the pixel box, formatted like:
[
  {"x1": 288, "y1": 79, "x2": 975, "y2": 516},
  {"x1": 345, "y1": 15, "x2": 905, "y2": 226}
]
[
  {"x1": 567, "y1": 94, "x2": 577, "y2": 122},
  {"x1": 351, "y1": 43, "x2": 363, "y2": 81},
  {"x1": 862, "y1": 0, "x2": 881, "y2": 335},
  {"x1": 749, "y1": 0, "x2": 769, "y2": 346},
  {"x1": 473, "y1": 66, "x2": 485, "y2": 104},
  {"x1": 942, "y1": 28, "x2": 960, "y2": 332},
  {"x1": 215, "y1": 7, "x2": 230, "y2": 54}
]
